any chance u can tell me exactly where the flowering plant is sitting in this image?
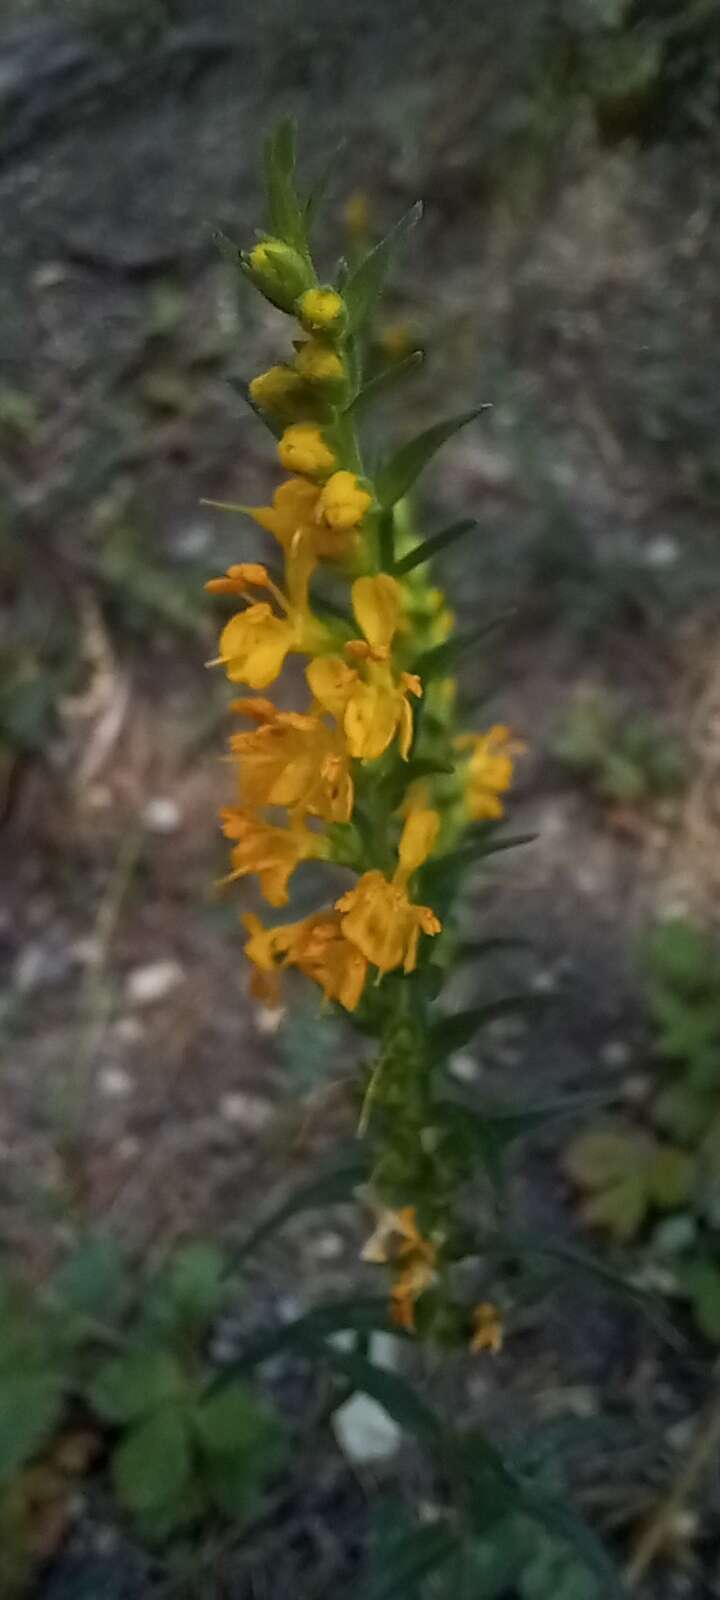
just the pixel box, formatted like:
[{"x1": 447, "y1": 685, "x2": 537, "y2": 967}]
[{"x1": 206, "y1": 124, "x2": 528, "y2": 1353}]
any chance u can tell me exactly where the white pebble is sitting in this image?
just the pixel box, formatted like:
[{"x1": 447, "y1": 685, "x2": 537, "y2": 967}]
[
  {"x1": 98, "y1": 1066, "x2": 134, "y2": 1099},
  {"x1": 219, "y1": 1091, "x2": 273, "y2": 1131},
  {"x1": 125, "y1": 959, "x2": 184, "y2": 1006},
  {"x1": 143, "y1": 797, "x2": 181, "y2": 834},
  {"x1": 333, "y1": 1392, "x2": 401, "y2": 1463}
]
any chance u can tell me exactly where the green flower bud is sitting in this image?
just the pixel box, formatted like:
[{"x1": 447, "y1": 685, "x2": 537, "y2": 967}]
[{"x1": 246, "y1": 239, "x2": 314, "y2": 313}]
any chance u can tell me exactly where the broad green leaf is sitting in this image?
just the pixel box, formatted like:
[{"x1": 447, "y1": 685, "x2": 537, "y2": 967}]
[
  {"x1": 193, "y1": 1381, "x2": 283, "y2": 1461},
  {"x1": 344, "y1": 202, "x2": 422, "y2": 334},
  {"x1": 236, "y1": 1152, "x2": 368, "y2": 1259},
  {"x1": 89, "y1": 1348, "x2": 186, "y2": 1424},
  {"x1": 645, "y1": 918, "x2": 719, "y2": 996},
  {"x1": 47, "y1": 1236, "x2": 126, "y2": 1324},
  {"x1": 0, "y1": 1373, "x2": 64, "y2": 1481},
  {"x1": 376, "y1": 407, "x2": 490, "y2": 508},
  {"x1": 263, "y1": 119, "x2": 307, "y2": 251},
  {"x1": 347, "y1": 350, "x2": 424, "y2": 414},
  {"x1": 167, "y1": 1242, "x2": 229, "y2": 1327},
  {"x1": 518, "y1": 1484, "x2": 627, "y2": 1600},
  {"x1": 353, "y1": 1522, "x2": 459, "y2": 1600},
  {"x1": 113, "y1": 1408, "x2": 191, "y2": 1515},
  {"x1": 646, "y1": 1145, "x2": 695, "y2": 1209},
  {"x1": 392, "y1": 519, "x2": 477, "y2": 577},
  {"x1": 681, "y1": 1258, "x2": 720, "y2": 1342}
]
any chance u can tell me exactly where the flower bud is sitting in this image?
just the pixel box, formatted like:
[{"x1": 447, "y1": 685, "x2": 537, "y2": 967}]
[
  {"x1": 246, "y1": 239, "x2": 314, "y2": 313},
  {"x1": 294, "y1": 338, "x2": 346, "y2": 394},
  {"x1": 297, "y1": 286, "x2": 347, "y2": 337},
  {"x1": 277, "y1": 423, "x2": 337, "y2": 478},
  {"x1": 316, "y1": 470, "x2": 372, "y2": 533},
  {"x1": 249, "y1": 365, "x2": 310, "y2": 419}
]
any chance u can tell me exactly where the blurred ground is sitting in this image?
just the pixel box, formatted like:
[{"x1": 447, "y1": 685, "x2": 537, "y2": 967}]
[{"x1": 2, "y1": 1, "x2": 720, "y2": 1594}]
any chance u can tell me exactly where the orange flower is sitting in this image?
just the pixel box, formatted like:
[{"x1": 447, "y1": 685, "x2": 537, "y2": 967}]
[
  {"x1": 307, "y1": 575, "x2": 421, "y2": 762},
  {"x1": 241, "y1": 909, "x2": 368, "y2": 1012},
  {"x1": 336, "y1": 808, "x2": 441, "y2": 976},
  {"x1": 454, "y1": 725, "x2": 525, "y2": 821},
  {"x1": 362, "y1": 1206, "x2": 437, "y2": 1332},
  {"x1": 220, "y1": 809, "x2": 327, "y2": 907},
  {"x1": 470, "y1": 1301, "x2": 503, "y2": 1355},
  {"x1": 207, "y1": 561, "x2": 330, "y2": 690},
  {"x1": 229, "y1": 699, "x2": 353, "y2": 823}
]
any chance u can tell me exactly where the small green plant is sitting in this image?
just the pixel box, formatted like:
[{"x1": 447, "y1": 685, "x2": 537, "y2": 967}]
[
  {"x1": 552, "y1": 687, "x2": 685, "y2": 813},
  {"x1": 0, "y1": 1236, "x2": 286, "y2": 1584},
  {"x1": 565, "y1": 917, "x2": 720, "y2": 1342}
]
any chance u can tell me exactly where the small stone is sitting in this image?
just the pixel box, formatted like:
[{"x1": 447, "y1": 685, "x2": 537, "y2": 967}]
[
  {"x1": 114, "y1": 1015, "x2": 145, "y2": 1045},
  {"x1": 116, "y1": 1136, "x2": 141, "y2": 1162},
  {"x1": 602, "y1": 1038, "x2": 631, "y2": 1069},
  {"x1": 645, "y1": 535, "x2": 679, "y2": 569},
  {"x1": 622, "y1": 1072, "x2": 650, "y2": 1103},
  {"x1": 254, "y1": 1004, "x2": 285, "y2": 1035},
  {"x1": 219, "y1": 1091, "x2": 273, "y2": 1131},
  {"x1": 125, "y1": 959, "x2": 184, "y2": 1006},
  {"x1": 311, "y1": 1231, "x2": 345, "y2": 1261},
  {"x1": 14, "y1": 941, "x2": 69, "y2": 993},
  {"x1": 86, "y1": 784, "x2": 112, "y2": 810},
  {"x1": 333, "y1": 1392, "x2": 401, "y2": 1463},
  {"x1": 531, "y1": 969, "x2": 557, "y2": 994},
  {"x1": 142, "y1": 796, "x2": 181, "y2": 834},
  {"x1": 98, "y1": 1066, "x2": 133, "y2": 1099},
  {"x1": 448, "y1": 1051, "x2": 479, "y2": 1083}
]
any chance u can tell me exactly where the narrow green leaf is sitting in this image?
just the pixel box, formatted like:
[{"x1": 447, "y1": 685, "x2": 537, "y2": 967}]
[
  {"x1": 378, "y1": 507, "x2": 395, "y2": 571},
  {"x1": 231, "y1": 1297, "x2": 392, "y2": 1372},
  {"x1": 213, "y1": 227, "x2": 242, "y2": 268},
  {"x1": 393, "y1": 519, "x2": 477, "y2": 576},
  {"x1": 304, "y1": 139, "x2": 347, "y2": 228},
  {"x1": 414, "y1": 611, "x2": 514, "y2": 680},
  {"x1": 457, "y1": 936, "x2": 531, "y2": 961},
  {"x1": 346, "y1": 350, "x2": 424, "y2": 414},
  {"x1": 344, "y1": 202, "x2": 423, "y2": 334},
  {"x1": 113, "y1": 1409, "x2": 191, "y2": 1515},
  {"x1": 503, "y1": 1233, "x2": 691, "y2": 1355},
  {"x1": 377, "y1": 407, "x2": 491, "y2": 508},
  {"x1": 316, "y1": 1345, "x2": 444, "y2": 1444},
  {"x1": 235, "y1": 1152, "x2": 368, "y2": 1260},
  {"x1": 354, "y1": 1524, "x2": 460, "y2": 1600},
  {"x1": 428, "y1": 996, "x2": 544, "y2": 1058},
  {"x1": 263, "y1": 119, "x2": 307, "y2": 251}
]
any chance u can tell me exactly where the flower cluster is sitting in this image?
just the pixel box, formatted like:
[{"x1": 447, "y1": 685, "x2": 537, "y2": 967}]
[{"x1": 206, "y1": 126, "x2": 523, "y2": 1348}]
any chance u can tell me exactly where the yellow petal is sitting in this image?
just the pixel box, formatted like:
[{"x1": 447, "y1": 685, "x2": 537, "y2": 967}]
[
  {"x1": 352, "y1": 574, "x2": 401, "y2": 652},
  {"x1": 344, "y1": 682, "x2": 398, "y2": 761},
  {"x1": 398, "y1": 808, "x2": 440, "y2": 877},
  {"x1": 219, "y1": 607, "x2": 294, "y2": 688},
  {"x1": 306, "y1": 654, "x2": 357, "y2": 718}
]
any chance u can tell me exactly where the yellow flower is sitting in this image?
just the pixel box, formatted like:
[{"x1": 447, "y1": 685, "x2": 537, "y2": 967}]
[
  {"x1": 219, "y1": 808, "x2": 327, "y2": 906},
  {"x1": 335, "y1": 808, "x2": 441, "y2": 975},
  {"x1": 249, "y1": 476, "x2": 358, "y2": 563},
  {"x1": 242, "y1": 909, "x2": 368, "y2": 1012},
  {"x1": 278, "y1": 423, "x2": 336, "y2": 478},
  {"x1": 455, "y1": 725, "x2": 525, "y2": 821},
  {"x1": 306, "y1": 575, "x2": 421, "y2": 761},
  {"x1": 229, "y1": 699, "x2": 353, "y2": 822},
  {"x1": 316, "y1": 471, "x2": 372, "y2": 534},
  {"x1": 470, "y1": 1301, "x2": 503, "y2": 1355},
  {"x1": 241, "y1": 912, "x2": 297, "y2": 1007},
  {"x1": 297, "y1": 286, "x2": 346, "y2": 335},
  {"x1": 207, "y1": 561, "x2": 329, "y2": 690},
  {"x1": 287, "y1": 911, "x2": 368, "y2": 1011},
  {"x1": 361, "y1": 1206, "x2": 436, "y2": 1332},
  {"x1": 295, "y1": 339, "x2": 346, "y2": 388},
  {"x1": 248, "y1": 365, "x2": 308, "y2": 418}
]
